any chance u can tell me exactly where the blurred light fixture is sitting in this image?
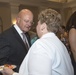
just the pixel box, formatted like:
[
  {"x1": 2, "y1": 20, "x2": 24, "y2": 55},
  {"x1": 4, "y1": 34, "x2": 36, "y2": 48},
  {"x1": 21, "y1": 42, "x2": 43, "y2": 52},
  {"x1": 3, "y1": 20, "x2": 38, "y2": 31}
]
[
  {"x1": 12, "y1": 19, "x2": 16, "y2": 24},
  {"x1": 47, "y1": 0, "x2": 67, "y2": 3}
]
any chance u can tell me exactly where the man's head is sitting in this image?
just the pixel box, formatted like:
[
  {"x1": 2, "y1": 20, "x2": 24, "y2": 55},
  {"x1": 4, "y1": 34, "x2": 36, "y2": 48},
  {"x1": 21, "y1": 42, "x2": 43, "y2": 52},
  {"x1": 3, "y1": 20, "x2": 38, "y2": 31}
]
[
  {"x1": 16, "y1": 9, "x2": 34, "y2": 33},
  {"x1": 36, "y1": 8, "x2": 61, "y2": 38}
]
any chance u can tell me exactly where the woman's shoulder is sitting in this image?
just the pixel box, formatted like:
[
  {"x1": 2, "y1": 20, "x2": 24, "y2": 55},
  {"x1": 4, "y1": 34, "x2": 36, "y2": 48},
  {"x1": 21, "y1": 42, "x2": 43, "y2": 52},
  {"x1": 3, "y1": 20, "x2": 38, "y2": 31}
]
[
  {"x1": 69, "y1": 28, "x2": 76, "y2": 36},
  {"x1": 69, "y1": 25, "x2": 76, "y2": 32},
  {"x1": 70, "y1": 27, "x2": 76, "y2": 31},
  {"x1": 71, "y1": 25, "x2": 76, "y2": 29}
]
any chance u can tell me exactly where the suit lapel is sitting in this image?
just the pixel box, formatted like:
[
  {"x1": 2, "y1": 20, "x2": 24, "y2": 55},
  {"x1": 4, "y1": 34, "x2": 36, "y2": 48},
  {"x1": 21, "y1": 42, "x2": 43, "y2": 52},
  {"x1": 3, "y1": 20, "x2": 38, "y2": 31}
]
[{"x1": 11, "y1": 26, "x2": 27, "y2": 49}]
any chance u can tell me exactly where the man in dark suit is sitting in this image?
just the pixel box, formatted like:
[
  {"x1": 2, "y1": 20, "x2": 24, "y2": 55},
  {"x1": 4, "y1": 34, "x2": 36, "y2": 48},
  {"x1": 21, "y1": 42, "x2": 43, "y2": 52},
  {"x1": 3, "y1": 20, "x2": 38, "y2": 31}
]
[{"x1": 0, "y1": 9, "x2": 34, "y2": 72}]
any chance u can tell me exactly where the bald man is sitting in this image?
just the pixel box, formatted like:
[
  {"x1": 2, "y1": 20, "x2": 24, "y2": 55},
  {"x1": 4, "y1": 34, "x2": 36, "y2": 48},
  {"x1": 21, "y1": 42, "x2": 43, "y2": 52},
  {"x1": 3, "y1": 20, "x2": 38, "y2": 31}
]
[{"x1": 0, "y1": 9, "x2": 34, "y2": 72}]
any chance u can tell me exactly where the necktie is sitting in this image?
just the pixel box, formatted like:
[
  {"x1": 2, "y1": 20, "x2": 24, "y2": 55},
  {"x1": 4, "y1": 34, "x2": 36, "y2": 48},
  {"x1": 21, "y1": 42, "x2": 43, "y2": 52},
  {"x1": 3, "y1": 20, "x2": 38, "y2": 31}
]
[{"x1": 22, "y1": 33, "x2": 29, "y2": 50}]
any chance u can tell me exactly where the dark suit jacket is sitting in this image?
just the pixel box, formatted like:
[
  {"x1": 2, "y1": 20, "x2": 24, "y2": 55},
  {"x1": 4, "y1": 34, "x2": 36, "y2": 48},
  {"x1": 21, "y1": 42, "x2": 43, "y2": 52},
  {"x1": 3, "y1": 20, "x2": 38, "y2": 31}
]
[{"x1": 0, "y1": 25, "x2": 31, "y2": 72}]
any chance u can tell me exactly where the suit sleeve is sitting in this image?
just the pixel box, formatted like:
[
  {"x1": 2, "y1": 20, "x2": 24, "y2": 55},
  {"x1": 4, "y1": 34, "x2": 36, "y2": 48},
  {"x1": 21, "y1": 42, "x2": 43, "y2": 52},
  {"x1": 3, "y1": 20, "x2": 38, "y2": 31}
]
[{"x1": 0, "y1": 37, "x2": 10, "y2": 65}]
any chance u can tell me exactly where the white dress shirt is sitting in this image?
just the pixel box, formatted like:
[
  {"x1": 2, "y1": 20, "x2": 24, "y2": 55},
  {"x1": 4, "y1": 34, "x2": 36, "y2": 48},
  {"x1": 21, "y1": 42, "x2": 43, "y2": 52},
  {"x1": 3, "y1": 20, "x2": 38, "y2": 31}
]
[
  {"x1": 13, "y1": 32, "x2": 74, "y2": 75},
  {"x1": 14, "y1": 24, "x2": 23, "y2": 39}
]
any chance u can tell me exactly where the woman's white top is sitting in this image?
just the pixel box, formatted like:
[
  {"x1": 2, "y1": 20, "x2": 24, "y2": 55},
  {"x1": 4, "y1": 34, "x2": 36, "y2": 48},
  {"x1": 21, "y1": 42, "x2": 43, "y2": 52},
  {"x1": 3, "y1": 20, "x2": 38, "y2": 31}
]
[{"x1": 13, "y1": 32, "x2": 74, "y2": 75}]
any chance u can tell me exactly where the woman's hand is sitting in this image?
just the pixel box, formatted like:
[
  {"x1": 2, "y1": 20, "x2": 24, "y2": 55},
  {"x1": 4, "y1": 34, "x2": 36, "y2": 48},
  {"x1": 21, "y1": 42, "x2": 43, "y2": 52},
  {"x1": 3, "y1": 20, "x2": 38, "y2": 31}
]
[{"x1": 1, "y1": 67, "x2": 14, "y2": 75}]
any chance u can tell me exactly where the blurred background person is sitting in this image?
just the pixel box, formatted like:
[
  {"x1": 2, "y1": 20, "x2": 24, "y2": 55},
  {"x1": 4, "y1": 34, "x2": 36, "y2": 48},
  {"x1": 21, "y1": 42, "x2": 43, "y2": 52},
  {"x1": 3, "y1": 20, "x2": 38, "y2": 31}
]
[
  {"x1": 59, "y1": 25, "x2": 70, "y2": 53},
  {"x1": 66, "y1": 11, "x2": 76, "y2": 75},
  {"x1": 0, "y1": 9, "x2": 33, "y2": 72},
  {"x1": 1, "y1": 8, "x2": 74, "y2": 75},
  {"x1": 31, "y1": 33, "x2": 38, "y2": 45},
  {"x1": 60, "y1": 25, "x2": 68, "y2": 43},
  {"x1": 29, "y1": 26, "x2": 38, "y2": 45},
  {"x1": 29, "y1": 31, "x2": 38, "y2": 45}
]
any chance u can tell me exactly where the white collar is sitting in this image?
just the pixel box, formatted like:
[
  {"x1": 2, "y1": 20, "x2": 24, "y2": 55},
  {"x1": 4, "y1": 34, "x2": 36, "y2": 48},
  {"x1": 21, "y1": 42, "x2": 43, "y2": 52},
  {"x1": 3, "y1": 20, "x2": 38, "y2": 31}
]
[{"x1": 14, "y1": 24, "x2": 23, "y2": 35}]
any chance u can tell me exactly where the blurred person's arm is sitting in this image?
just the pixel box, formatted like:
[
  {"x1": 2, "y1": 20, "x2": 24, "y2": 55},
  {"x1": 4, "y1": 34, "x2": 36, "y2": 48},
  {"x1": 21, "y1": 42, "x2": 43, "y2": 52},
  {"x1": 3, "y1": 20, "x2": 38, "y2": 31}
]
[{"x1": 69, "y1": 28, "x2": 76, "y2": 61}]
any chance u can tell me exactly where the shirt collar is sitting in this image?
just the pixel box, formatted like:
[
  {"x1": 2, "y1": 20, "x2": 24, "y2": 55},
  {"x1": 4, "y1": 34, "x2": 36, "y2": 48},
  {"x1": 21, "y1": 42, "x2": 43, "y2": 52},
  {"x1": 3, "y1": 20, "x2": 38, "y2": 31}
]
[
  {"x1": 41, "y1": 32, "x2": 55, "y2": 38},
  {"x1": 14, "y1": 24, "x2": 23, "y2": 34}
]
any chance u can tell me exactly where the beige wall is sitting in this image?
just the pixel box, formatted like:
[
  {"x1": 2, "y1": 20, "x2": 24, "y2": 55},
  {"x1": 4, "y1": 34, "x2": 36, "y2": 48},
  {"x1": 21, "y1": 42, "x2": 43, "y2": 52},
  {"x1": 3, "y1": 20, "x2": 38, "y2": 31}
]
[
  {"x1": 0, "y1": 1, "x2": 76, "y2": 33},
  {"x1": 0, "y1": 3, "x2": 11, "y2": 32}
]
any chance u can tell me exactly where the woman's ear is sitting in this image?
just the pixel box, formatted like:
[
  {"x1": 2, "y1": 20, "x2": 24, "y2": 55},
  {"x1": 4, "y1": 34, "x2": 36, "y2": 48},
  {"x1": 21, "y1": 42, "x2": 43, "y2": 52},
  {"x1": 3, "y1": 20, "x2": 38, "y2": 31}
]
[{"x1": 40, "y1": 23, "x2": 47, "y2": 31}]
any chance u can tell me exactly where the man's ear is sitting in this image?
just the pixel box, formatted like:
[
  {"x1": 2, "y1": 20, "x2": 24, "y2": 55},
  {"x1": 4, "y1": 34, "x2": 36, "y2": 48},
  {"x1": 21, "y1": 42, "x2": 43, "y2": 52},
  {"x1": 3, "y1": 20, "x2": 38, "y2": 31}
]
[{"x1": 17, "y1": 17, "x2": 20, "y2": 23}]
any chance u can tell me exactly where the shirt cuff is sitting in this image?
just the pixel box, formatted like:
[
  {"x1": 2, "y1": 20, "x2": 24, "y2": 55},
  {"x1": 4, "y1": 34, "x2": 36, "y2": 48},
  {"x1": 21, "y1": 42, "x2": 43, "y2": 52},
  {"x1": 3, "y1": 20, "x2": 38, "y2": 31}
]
[{"x1": 13, "y1": 72, "x2": 19, "y2": 75}]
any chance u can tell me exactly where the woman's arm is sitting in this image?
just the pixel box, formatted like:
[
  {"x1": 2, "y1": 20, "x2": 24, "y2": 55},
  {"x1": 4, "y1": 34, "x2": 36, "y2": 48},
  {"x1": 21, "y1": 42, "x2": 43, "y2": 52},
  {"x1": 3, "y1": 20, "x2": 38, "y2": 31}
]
[{"x1": 69, "y1": 28, "x2": 76, "y2": 61}]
